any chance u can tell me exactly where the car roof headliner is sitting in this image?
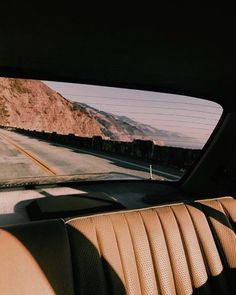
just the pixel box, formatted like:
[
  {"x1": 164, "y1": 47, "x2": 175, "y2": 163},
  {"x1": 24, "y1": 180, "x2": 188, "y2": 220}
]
[{"x1": 0, "y1": 4, "x2": 234, "y2": 110}]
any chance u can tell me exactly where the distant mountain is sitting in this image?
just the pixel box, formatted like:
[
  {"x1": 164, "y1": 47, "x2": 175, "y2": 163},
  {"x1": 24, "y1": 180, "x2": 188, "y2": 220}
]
[
  {"x1": 72, "y1": 102, "x2": 163, "y2": 143},
  {"x1": 0, "y1": 78, "x2": 201, "y2": 148},
  {"x1": 73, "y1": 102, "x2": 202, "y2": 148}
]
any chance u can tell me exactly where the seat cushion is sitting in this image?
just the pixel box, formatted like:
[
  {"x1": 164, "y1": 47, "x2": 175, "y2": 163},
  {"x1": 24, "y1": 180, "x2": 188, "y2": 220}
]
[{"x1": 67, "y1": 197, "x2": 236, "y2": 295}]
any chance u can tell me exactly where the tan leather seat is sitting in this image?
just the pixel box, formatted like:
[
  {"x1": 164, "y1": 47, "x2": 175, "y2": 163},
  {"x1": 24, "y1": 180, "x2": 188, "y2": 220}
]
[
  {"x1": 0, "y1": 220, "x2": 75, "y2": 295},
  {"x1": 67, "y1": 197, "x2": 236, "y2": 295},
  {"x1": 0, "y1": 197, "x2": 235, "y2": 294}
]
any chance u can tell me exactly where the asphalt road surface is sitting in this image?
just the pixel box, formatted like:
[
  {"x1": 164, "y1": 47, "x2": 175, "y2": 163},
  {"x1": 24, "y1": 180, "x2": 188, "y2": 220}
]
[{"x1": 0, "y1": 129, "x2": 182, "y2": 182}]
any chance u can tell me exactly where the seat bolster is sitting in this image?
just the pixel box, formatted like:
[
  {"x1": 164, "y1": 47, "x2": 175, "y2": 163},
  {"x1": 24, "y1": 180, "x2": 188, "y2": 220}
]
[{"x1": 2, "y1": 219, "x2": 75, "y2": 295}]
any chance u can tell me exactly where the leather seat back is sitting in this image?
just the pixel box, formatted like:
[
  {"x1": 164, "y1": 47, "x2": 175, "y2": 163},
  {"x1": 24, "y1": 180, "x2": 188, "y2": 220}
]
[
  {"x1": 0, "y1": 197, "x2": 235, "y2": 294},
  {"x1": 67, "y1": 197, "x2": 236, "y2": 295}
]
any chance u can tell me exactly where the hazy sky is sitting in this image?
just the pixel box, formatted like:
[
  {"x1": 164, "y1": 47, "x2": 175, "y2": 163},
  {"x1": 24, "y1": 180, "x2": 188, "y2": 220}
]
[{"x1": 44, "y1": 81, "x2": 223, "y2": 147}]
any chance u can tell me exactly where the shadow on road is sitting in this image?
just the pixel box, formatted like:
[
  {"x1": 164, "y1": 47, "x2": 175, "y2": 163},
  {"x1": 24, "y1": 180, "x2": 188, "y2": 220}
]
[{"x1": 11, "y1": 133, "x2": 181, "y2": 180}]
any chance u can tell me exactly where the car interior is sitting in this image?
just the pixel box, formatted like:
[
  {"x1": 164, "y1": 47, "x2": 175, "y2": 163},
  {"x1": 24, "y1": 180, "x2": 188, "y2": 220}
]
[{"x1": 0, "y1": 4, "x2": 235, "y2": 295}]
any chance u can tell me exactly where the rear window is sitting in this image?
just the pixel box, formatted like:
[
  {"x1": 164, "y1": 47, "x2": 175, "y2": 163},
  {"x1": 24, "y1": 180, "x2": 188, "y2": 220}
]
[{"x1": 0, "y1": 78, "x2": 223, "y2": 184}]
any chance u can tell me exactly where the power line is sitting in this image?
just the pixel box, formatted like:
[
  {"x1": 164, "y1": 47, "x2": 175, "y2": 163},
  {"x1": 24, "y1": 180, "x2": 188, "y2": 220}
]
[
  {"x1": 61, "y1": 93, "x2": 221, "y2": 108},
  {"x1": 134, "y1": 125, "x2": 212, "y2": 131},
  {"x1": 94, "y1": 110, "x2": 219, "y2": 120},
  {"x1": 122, "y1": 118, "x2": 217, "y2": 126},
  {"x1": 80, "y1": 102, "x2": 221, "y2": 115}
]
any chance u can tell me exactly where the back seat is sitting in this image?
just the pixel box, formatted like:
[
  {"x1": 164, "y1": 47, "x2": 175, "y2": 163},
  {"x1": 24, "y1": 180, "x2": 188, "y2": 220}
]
[{"x1": 0, "y1": 197, "x2": 235, "y2": 295}]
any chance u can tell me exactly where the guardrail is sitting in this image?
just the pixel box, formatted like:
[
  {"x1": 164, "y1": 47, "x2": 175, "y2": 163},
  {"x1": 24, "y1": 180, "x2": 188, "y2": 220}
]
[{"x1": 0, "y1": 126, "x2": 201, "y2": 170}]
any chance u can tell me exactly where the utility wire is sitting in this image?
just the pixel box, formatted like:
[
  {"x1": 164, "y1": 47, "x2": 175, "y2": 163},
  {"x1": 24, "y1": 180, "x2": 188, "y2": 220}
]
[
  {"x1": 61, "y1": 93, "x2": 220, "y2": 108},
  {"x1": 79, "y1": 102, "x2": 221, "y2": 115},
  {"x1": 93, "y1": 110, "x2": 219, "y2": 120}
]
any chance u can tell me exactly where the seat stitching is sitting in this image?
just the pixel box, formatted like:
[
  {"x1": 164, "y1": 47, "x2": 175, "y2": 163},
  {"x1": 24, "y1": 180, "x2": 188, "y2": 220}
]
[
  {"x1": 93, "y1": 218, "x2": 109, "y2": 295},
  {"x1": 185, "y1": 204, "x2": 211, "y2": 277},
  {"x1": 217, "y1": 201, "x2": 229, "y2": 218},
  {"x1": 65, "y1": 224, "x2": 80, "y2": 295},
  {"x1": 109, "y1": 215, "x2": 129, "y2": 293},
  {"x1": 123, "y1": 213, "x2": 143, "y2": 295},
  {"x1": 92, "y1": 219, "x2": 101, "y2": 256},
  {"x1": 154, "y1": 209, "x2": 177, "y2": 294},
  {"x1": 216, "y1": 200, "x2": 236, "y2": 232},
  {"x1": 170, "y1": 206, "x2": 194, "y2": 288},
  {"x1": 139, "y1": 210, "x2": 160, "y2": 294},
  {"x1": 196, "y1": 203, "x2": 230, "y2": 270}
]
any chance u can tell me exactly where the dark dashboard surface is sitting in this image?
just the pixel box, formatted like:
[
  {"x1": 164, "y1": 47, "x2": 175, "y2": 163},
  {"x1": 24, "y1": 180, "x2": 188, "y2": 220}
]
[
  {"x1": 0, "y1": 180, "x2": 178, "y2": 225},
  {"x1": 0, "y1": 178, "x2": 225, "y2": 226}
]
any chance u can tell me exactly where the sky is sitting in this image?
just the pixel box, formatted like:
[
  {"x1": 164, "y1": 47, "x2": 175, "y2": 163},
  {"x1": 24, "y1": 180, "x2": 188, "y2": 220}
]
[{"x1": 44, "y1": 81, "x2": 223, "y2": 148}]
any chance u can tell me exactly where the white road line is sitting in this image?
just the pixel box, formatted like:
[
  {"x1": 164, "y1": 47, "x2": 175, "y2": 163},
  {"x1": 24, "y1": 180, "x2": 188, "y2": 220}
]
[
  {"x1": 3, "y1": 130, "x2": 180, "y2": 180},
  {"x1": 47, "y1": 140, "x2": 180, "y2": 179},
  {"x1": 76, "y1": 148, "x2": 180, "y2": 180}
]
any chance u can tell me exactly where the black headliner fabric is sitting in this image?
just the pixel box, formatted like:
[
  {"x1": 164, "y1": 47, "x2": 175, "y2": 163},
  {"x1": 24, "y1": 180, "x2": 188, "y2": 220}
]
[{"x1": 0, "y1": 3, "x2": 234, "y2": 108}]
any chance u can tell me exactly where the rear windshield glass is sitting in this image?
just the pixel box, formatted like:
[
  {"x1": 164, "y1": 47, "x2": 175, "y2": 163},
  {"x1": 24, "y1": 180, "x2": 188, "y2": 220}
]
[{"x1": 0, "y1": 78, "x2": 223, "y2": 184}]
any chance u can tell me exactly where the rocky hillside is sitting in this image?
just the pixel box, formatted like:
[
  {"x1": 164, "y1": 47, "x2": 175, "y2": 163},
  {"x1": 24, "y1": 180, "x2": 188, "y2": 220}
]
[
  {"x1": 0, "y1": 78, "x2": 165, "y2": 143},
  {"x1": 0, "y1": 78, "x2": 103, "y2": 137},
  {"x1": 0, "y1": 78, "x2": 201, "y2": 148}
]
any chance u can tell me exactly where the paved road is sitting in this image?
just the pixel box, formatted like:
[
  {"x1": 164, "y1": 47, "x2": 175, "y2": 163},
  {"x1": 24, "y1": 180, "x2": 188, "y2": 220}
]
[{"x1": 0, "y1": 129, "x2": 182, "y2": 181}]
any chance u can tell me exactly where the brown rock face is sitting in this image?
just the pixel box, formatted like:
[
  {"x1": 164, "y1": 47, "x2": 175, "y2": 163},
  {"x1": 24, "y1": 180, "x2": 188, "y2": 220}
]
[{"x1": 0, "y1": 78, "x2": 103, "y2": 137}]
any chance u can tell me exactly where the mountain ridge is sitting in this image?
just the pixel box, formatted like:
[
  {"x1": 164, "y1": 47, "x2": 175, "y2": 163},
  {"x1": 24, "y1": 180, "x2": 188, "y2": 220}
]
[{"x1": 73, "y1": 102, "x2": 202, "y2": 148}]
